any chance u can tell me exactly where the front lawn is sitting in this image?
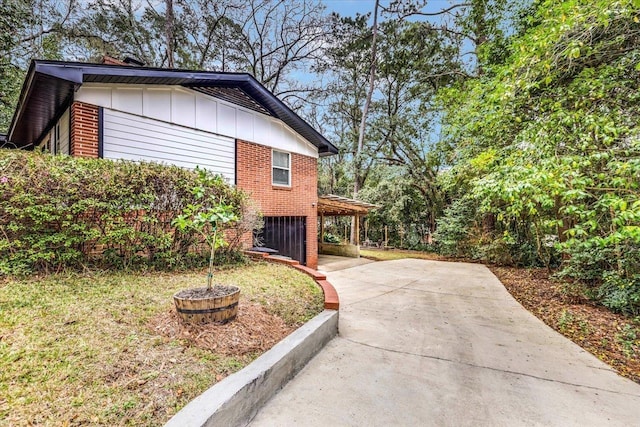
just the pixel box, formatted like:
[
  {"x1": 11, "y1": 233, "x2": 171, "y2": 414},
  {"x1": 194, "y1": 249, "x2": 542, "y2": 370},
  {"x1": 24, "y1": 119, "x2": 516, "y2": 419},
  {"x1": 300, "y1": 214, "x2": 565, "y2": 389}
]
[{"x1": 0, "y1": 262, "x2": 323, "y2": 425}]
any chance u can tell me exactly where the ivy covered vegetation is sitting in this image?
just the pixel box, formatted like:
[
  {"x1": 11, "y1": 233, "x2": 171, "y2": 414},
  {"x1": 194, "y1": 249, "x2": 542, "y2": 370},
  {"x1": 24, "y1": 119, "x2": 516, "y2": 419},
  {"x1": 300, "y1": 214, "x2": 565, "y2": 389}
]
[
  {"x1": 435, "y1": 0, "x2": 640, "y2": 314},
  {"x1": 0, "y1": 150, "x2": 254, "y2": 275}
]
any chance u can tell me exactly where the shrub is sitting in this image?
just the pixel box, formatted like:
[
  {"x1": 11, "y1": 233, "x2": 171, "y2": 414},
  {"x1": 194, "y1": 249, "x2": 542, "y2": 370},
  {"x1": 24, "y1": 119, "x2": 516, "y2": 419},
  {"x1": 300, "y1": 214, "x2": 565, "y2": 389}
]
[
  {"x1": 0, "y1": 150, "x2": 252, "y2": 275},
  {"x1": 322, "y1": 233, "x2": 341, "y2": 244},
  {"x1": 434, "y1": 196, "x2": 476, "y2": 258},
  {"x1": 558, "y1": 237, "x2": 640, "y2": 315},
  {"x1": 598, "y1": 272, "x2": 640, "y2": 316}
]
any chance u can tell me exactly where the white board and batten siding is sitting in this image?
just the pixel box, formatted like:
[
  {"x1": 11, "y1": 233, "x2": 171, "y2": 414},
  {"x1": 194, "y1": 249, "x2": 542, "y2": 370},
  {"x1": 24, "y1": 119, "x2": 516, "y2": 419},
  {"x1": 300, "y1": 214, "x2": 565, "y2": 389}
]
[
  {"x1": 57, "y1": 108, "x2": 70, "y2": 155},
  {"x1": 102, "y1": 109, "x2": 236, "y2": 182},
  {"x1": 75, "y1": 84, "x2": 318, "y2": 177}
]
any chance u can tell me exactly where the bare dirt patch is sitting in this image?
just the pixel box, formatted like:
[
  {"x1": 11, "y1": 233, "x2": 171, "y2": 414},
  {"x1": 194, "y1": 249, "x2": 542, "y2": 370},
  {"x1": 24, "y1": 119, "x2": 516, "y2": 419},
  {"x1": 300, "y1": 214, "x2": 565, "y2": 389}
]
[{"x1": 490, "y1": 266, "x2": 640, "y2": 384}]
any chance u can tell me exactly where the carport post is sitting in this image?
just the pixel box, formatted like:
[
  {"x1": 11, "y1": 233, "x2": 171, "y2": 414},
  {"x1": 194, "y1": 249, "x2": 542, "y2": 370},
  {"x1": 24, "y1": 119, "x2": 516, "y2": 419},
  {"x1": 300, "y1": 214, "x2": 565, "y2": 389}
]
[
  {"x1": 364, "y1": 218, "x2": 368, "y2": 242},
  {"x1": 384, "y1": 225, "x2": 388, "y2": 247}
]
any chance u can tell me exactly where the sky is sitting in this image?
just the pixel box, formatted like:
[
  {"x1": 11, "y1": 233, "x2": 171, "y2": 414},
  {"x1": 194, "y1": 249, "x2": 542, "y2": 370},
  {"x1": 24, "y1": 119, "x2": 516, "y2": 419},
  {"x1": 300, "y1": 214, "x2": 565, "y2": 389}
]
[
  {"x1": 321, "y1": 0, "x2": 376, "y2": 16},
  {"x1": 321, "y1": 0, "x2": 457, "y2": 18}
]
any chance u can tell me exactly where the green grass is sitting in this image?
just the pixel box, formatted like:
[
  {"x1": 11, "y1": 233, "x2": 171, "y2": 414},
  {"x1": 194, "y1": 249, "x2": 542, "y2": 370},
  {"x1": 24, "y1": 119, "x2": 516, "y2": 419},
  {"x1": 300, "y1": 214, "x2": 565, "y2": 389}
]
[
  {"x1": 0, "y1": 262, "x2": 322, "y2": 426},
  {"x1": 360, "y1": 248, "x2": 443, "y2": 262}
]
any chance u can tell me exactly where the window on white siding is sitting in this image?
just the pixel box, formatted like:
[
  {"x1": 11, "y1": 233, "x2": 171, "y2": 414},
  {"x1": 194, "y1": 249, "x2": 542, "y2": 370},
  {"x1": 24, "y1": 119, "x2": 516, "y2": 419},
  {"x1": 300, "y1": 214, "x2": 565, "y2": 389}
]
[
  {"x1": 272, "y1": 150, "x2": 290, "y2": 186},
  {"x1": 52, "y1": 123, "x2": 60, "y2": 154}
]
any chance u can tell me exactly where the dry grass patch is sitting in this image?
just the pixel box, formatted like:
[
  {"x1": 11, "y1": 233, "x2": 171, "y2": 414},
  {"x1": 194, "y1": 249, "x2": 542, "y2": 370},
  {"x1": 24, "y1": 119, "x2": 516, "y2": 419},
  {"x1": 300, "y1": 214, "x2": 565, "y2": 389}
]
[
  {"x1": 360, "y1": 248, "x2": 444, "y2": 262},
  {"x1": 0, "y1": 262, "x2": 323, "y2": 426}
]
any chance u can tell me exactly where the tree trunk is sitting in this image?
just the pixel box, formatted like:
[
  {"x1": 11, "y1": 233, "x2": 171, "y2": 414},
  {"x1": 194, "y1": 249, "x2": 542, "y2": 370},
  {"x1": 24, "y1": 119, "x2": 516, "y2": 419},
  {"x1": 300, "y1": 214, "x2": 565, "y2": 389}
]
[
  {"x1": 351, "y1": 0, "x2": 379, "y2": 244},
  {"x1": 165, "y1": 0, "x2": 175, "y2": 68}
]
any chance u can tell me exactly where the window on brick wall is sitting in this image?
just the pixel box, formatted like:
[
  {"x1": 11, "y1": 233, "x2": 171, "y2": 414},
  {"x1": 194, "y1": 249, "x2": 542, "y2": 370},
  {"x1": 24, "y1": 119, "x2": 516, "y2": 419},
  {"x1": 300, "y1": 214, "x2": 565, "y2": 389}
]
[{"x1": 272, "y1": 150, "x2": 290, "y2": 186}]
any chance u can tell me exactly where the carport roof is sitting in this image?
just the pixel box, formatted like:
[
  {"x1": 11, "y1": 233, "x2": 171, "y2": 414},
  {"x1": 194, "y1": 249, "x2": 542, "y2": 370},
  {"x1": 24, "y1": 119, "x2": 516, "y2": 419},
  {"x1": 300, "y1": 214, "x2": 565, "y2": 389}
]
[
  {"x1": 7, "y1": 60, "x2": 338, "y2": 156},
  {"x1": 317, "y1": 194, "x2": 380, "y2": 216}
]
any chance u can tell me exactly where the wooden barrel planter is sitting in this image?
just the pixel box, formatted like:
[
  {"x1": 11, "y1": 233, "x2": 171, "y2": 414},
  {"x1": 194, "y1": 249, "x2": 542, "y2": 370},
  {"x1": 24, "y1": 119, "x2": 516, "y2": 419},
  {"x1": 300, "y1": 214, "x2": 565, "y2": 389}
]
[{"x1": 173, "y1": 285, "x2": 240, "y2": 324}]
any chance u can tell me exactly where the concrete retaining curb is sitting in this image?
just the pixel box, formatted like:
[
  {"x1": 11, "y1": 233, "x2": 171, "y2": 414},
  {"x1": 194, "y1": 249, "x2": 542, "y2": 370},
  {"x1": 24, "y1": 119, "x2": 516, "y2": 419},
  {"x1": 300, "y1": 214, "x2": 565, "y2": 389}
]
[{"x1": 164, "y1": 309, "x2": 339, "y2": 427}]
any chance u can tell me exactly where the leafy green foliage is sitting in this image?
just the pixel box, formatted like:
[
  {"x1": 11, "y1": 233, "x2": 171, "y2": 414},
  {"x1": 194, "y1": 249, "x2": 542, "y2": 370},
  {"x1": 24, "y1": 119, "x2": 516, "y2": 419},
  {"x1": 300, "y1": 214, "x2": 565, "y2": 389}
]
[
  {"x1": 433, "y1": 196, "x2": 477, "y2": 258},
  {"x1": 0, "y1": 150, "x2": 249, "y2": 275},
  {"x1": 0, "y1": 0, "x2": 71, "y2": 132},
  {"x1": 322, "y1": 233, "x2": 341, "y2": 244},
  {"x1": 172, "y1": 169, "x2": 239, "y2": 289},
  {"x1": 437, "y1": 0, "x2": 640, "y2": 312},
  {"x1": 358, "y1": 166, "x2": 433, "y2": 249}
]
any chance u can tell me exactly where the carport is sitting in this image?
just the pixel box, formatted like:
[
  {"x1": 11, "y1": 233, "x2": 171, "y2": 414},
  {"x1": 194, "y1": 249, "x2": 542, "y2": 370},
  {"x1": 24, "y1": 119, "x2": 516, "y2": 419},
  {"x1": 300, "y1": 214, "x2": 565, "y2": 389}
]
[{"x1": 317, "y1": 194, "x2": 379, "y2": 257}]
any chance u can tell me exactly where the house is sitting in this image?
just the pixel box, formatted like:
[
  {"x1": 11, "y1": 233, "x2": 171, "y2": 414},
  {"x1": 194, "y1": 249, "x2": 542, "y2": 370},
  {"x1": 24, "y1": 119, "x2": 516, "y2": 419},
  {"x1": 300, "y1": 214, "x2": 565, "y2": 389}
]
[{"x1": 5, "y1": 59, "x2": 338, "y2": 268}]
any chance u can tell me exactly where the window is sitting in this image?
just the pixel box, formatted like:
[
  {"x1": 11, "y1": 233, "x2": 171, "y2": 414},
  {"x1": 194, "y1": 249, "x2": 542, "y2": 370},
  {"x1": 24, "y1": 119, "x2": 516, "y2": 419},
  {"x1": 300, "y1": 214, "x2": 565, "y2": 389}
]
[
  {"x1": 272, "y1": 150, "x2": 290, "y2": 186},
  {"x1": 52, "y1": 123, "x2": 60, "y2": 154}
]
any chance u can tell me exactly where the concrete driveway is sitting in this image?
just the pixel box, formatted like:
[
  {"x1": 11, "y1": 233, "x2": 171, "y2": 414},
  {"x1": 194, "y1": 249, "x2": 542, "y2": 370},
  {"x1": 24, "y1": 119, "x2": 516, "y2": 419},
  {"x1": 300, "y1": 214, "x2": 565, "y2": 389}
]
[{"x1": 249, "y1": 259, "x2": 640, "y2": 426}]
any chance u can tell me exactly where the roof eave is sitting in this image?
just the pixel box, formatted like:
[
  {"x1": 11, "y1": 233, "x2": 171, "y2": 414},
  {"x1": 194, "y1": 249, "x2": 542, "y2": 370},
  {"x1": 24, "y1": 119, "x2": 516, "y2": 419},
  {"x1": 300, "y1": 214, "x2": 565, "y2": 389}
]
[
  {"x1": 7, "y1": 61, "x2": 38, "y2": 144},
  {"x1": 8, "y1": 60, "x2": 339, "y2": 155}
]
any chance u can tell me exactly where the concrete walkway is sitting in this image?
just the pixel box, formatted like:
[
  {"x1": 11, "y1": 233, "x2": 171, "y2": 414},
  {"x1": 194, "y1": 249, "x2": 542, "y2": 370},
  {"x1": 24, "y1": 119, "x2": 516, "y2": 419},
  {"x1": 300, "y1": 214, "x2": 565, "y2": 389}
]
[
  {"x1": 317, "y1": 254, "x2": 375, "y2": 272},
  {"x1": 249, "y1": 259, "x2": 640, "y2": 426}
]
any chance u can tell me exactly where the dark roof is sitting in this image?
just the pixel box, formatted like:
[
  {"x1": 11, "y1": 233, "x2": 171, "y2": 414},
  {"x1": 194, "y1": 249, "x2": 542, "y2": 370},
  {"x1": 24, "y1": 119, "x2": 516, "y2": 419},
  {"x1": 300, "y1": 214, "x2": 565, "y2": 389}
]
[
  {"x1": 8, "y1": 60, "x2": 337, "y2": 156},
  {"x1": 192, "y1": 87, "x2": 271, "y2": 115}
]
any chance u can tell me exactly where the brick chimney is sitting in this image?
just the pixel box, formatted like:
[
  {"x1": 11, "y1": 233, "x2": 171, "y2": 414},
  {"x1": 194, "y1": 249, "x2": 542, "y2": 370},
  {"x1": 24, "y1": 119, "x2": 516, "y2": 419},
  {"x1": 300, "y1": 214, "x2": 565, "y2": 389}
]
[
  {"x1": 101, "y1": 55, "x2": 144, "y2": 66},
  {"x1": 101, "y1": 55, "x2": 128, "y2": 66}
]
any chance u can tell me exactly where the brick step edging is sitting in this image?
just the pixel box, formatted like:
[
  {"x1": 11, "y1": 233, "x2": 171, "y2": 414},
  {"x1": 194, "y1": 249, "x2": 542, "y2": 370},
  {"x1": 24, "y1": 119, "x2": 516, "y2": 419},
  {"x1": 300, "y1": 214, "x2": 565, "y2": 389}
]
[{"x1": 244, "y1": 250, "x2": 339, "y2": 310}]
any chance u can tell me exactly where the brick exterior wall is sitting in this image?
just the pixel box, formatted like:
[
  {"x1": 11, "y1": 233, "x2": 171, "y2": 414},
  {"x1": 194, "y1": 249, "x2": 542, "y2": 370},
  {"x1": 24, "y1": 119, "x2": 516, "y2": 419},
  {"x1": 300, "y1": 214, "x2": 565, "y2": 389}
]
[
  {"x1": 65, "y1": 104, "x2": 320, "y2": 267},
  {"x1": 70, "y1": 102, "x2": 99, "y2": 158},
  {"x1": 236, "y1": 139, "x2": 318, "y2": 268}
]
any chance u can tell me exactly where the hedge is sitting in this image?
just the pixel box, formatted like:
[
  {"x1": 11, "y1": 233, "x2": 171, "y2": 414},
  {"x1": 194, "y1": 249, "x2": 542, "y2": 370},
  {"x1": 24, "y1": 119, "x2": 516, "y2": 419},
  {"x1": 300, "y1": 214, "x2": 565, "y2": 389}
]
[{"x1": 0, "y1": 150, "x2": 255, "y2": 275}]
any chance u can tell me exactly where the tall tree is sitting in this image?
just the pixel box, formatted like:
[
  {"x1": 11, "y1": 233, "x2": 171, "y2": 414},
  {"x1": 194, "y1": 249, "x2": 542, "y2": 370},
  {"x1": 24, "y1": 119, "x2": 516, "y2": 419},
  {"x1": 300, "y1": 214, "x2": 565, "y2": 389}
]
[
  {"x1": 165, "y1": 0, "x2": 175, "y2": 68},
  {"x1": 71, "y1": 0, "x2": 329, "y2": 109},
  {"x1": 317, "y1": 2, "x2": 476, "y2": 242},
  {"x1": 354, "y1": 0, "x2": 380, "y2": 196},
  {"x1": 70, "y1": 0, "x2": 167, "y2": 66},
  {"x1": 437, "y1": 0, "x2": 640, "y2": 312},
  {"x1": 316, "y1": 12, "x2": 375, "y2": 199},
  {"x1": 349, "y1": 0, "x2": 379, "y2": 243},
  {"x1": 0, "y1": 0, "x2": 75, "y2": 133},
  {"x1": 228, "y1": 0, "x2": 329, "y2": 104},
  {"x1": 373, "y1": 19, "x2": 462, "y2": 232}
]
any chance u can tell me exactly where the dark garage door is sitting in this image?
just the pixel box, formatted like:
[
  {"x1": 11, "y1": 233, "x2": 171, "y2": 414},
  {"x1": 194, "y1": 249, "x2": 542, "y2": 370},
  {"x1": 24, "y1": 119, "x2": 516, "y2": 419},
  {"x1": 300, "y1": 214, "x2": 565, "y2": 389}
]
[{"x1": 260, "y1": 216, "x2": 306, "y2": 265}]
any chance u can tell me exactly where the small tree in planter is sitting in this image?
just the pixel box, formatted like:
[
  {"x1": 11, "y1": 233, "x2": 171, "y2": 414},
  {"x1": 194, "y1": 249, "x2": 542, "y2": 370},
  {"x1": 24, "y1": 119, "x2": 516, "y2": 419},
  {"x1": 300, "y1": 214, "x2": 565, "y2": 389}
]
[{"x1": 172, "y1": 171, "x2": 241, "y2": 324}]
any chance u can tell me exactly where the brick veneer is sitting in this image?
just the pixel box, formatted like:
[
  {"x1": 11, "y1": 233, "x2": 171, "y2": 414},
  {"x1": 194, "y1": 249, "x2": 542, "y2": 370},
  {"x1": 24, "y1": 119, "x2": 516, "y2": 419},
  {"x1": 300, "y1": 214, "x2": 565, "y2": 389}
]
[
  {"x1": 64, "y1": 105, "x2": 319, "y2": 267},
  {"x1": 70, "y1": 102, "x2": 99, "y2": 158},
  {"x1": 236, "y1": 139, "x2": 318, "y2": 268}
]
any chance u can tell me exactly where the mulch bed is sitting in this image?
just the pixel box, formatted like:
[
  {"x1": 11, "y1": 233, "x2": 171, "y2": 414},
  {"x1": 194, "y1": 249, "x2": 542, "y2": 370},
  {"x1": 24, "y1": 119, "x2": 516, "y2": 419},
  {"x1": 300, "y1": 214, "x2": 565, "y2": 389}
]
[
  {"x1": 490, "y1": 266, "x2": 640, "y2": 384},
  {"x1": 149, "y1": 302, "x2": 295, "y2": 357},
  {"x1": 174, "y1": 285, "x2": 239, "y2": 299}
]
